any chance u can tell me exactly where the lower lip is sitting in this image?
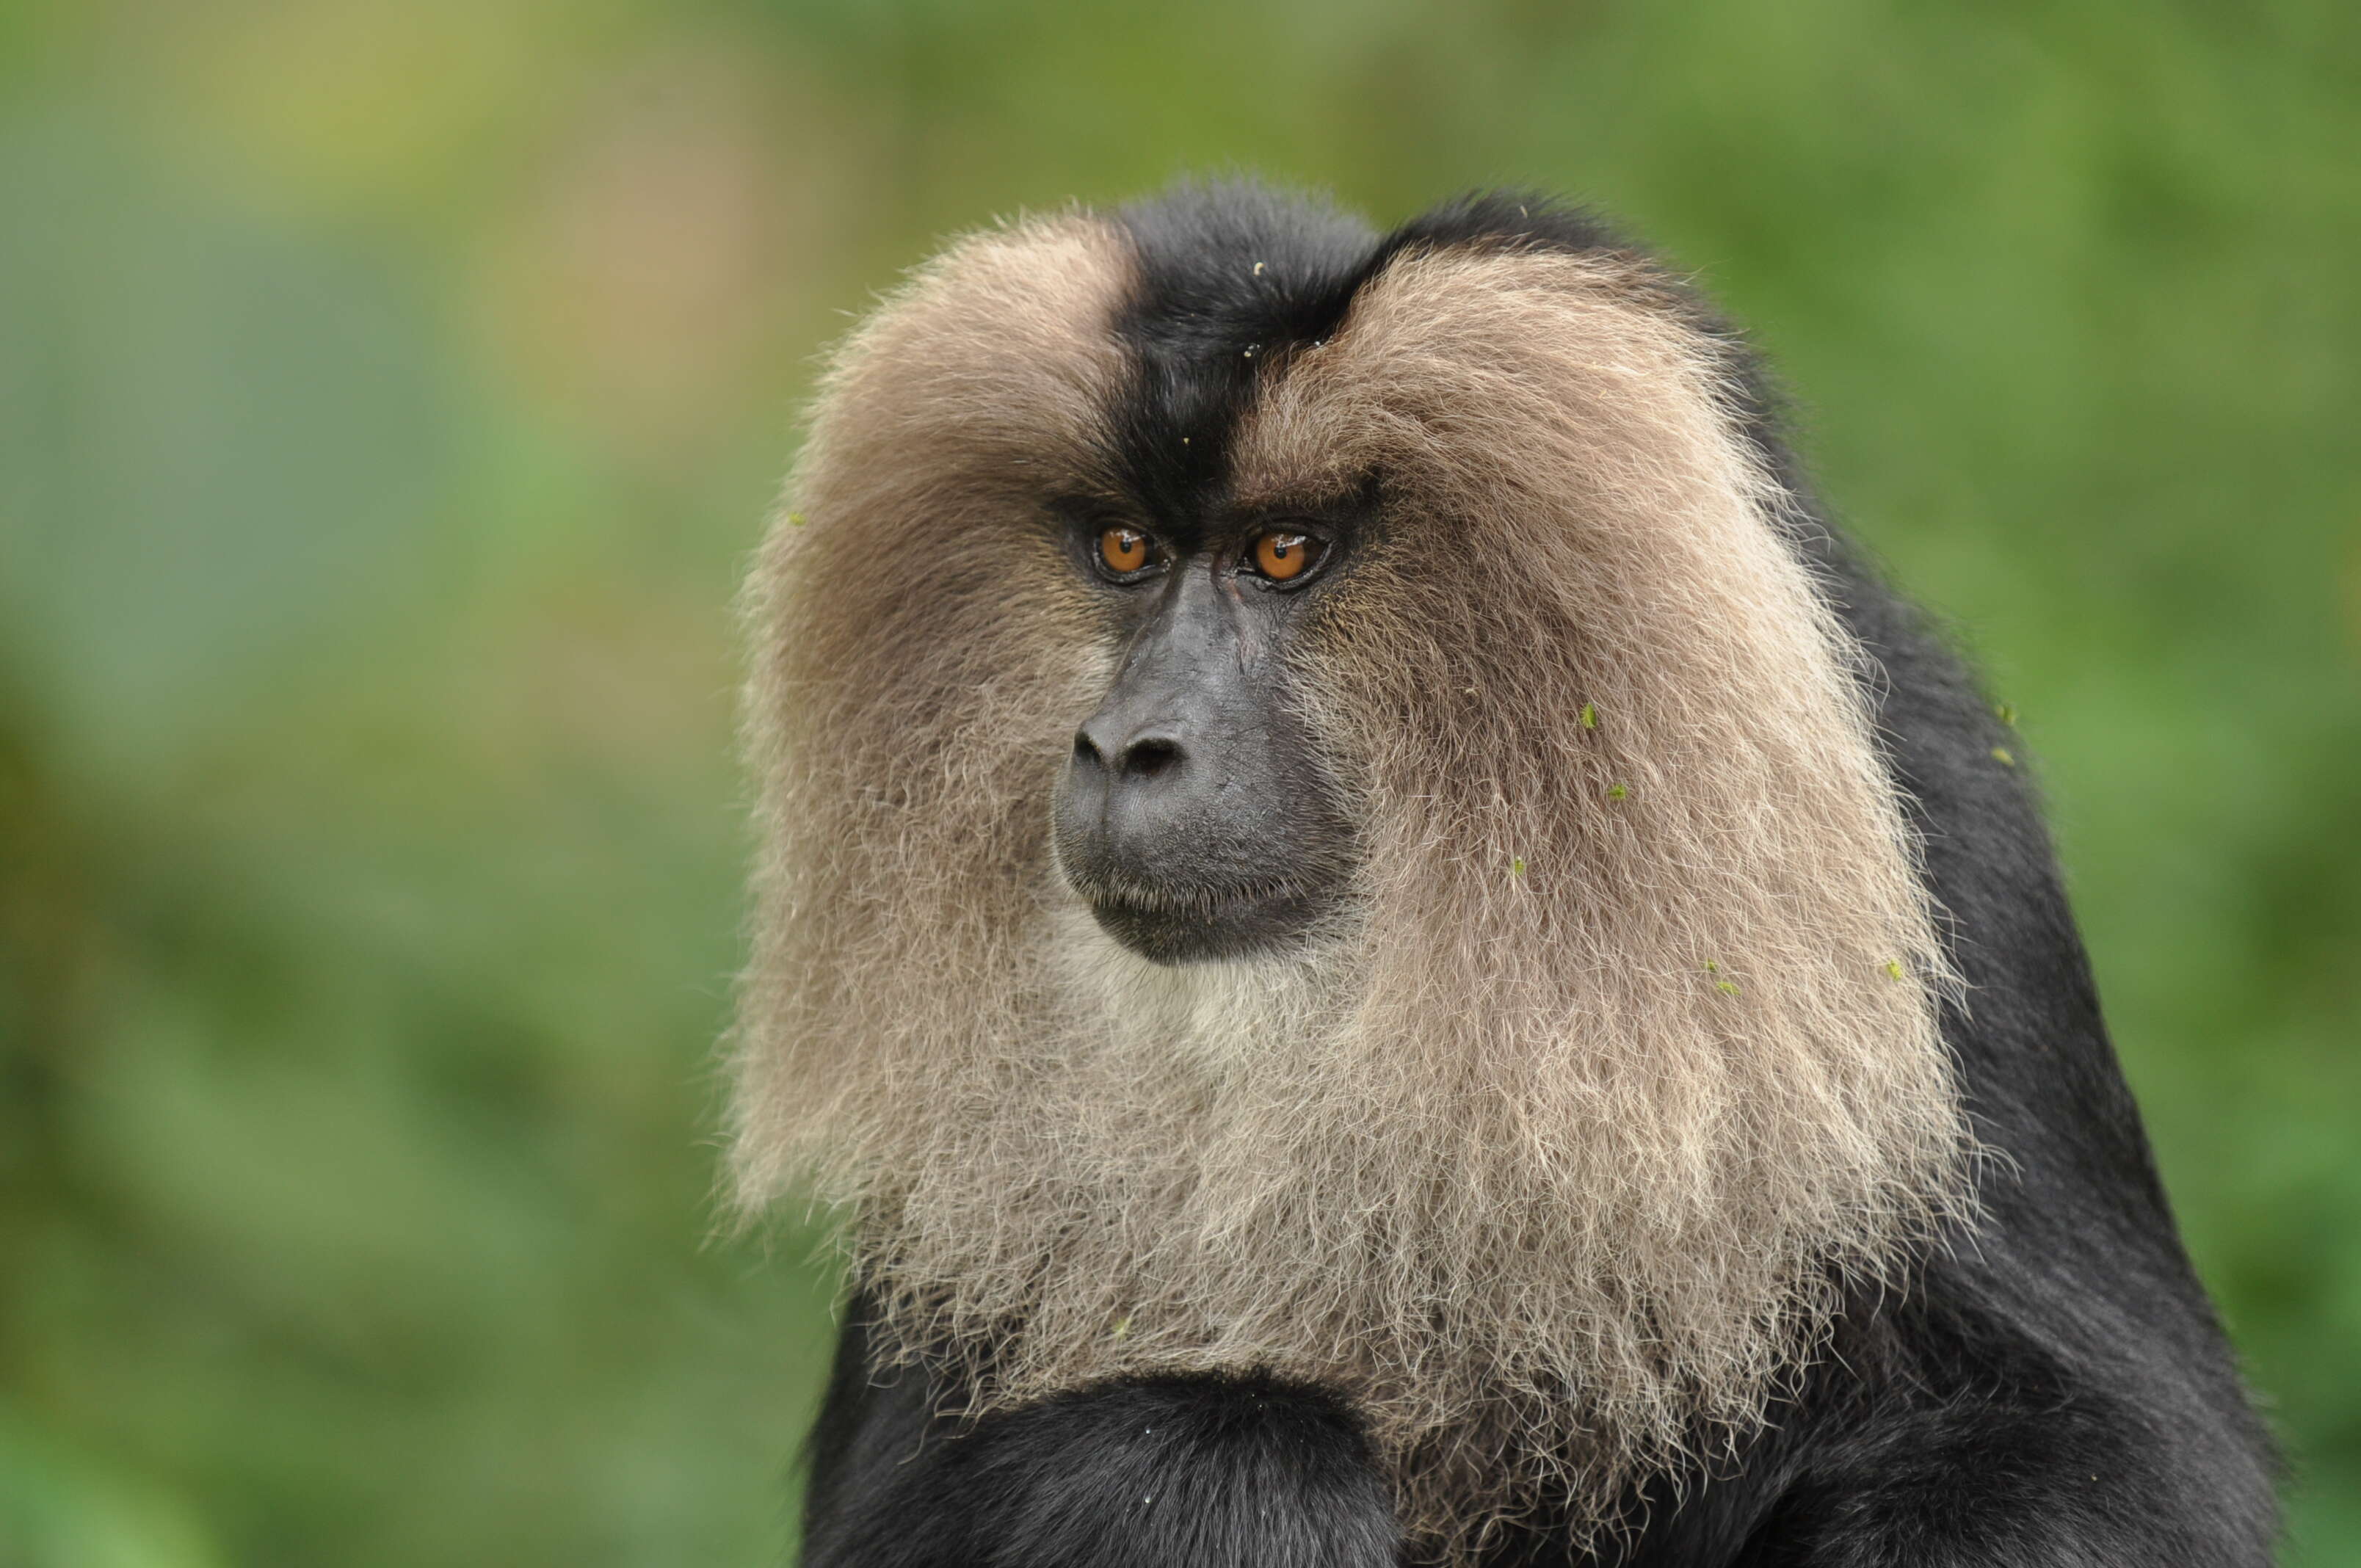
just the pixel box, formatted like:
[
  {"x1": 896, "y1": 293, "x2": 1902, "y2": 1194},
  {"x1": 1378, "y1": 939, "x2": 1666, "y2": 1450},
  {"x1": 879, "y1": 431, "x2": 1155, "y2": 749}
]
[{"x1": 1084, "y1": 883, "x2": 1321, "y2": 962}]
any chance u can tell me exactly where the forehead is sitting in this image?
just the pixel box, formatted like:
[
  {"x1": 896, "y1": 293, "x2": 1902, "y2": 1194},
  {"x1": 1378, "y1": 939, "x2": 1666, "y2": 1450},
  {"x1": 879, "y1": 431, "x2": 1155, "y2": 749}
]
[
  {"x1": 859, "y1": 189, "x2": 1659, "y2": 542},
  {"x1": 1108, "y1": 189, "x2": 1667, "y2": 529},
  {"x1": 1097, "y1": 188, "x2": 1379, "y2": 533}
]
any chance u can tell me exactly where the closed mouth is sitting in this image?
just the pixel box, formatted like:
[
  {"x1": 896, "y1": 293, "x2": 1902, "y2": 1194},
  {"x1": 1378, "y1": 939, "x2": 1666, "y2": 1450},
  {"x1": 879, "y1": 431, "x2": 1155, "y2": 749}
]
[
  {"x1": 1062, "y1": 867, "x2": 1330, "y2": 964},
  {"x1": 1069, "y1": 868, "x2": 1313, "y2": 922}
]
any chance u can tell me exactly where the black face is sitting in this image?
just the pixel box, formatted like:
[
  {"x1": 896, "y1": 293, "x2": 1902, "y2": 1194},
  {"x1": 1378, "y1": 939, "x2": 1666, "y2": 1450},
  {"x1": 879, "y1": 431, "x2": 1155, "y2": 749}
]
[
  {"x1": 1051, "y1": 506, "x2": 1358, "y2": 964},
  {"x1": 1044, "y1": 184, "x2": 1458, "y2": 964}
]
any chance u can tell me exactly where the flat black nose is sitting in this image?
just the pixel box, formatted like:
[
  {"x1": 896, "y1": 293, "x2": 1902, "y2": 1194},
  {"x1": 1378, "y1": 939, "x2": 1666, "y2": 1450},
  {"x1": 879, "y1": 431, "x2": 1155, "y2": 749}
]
[{"x1": 1071, "y1": 723, "x2": 1188, "y2": 784}]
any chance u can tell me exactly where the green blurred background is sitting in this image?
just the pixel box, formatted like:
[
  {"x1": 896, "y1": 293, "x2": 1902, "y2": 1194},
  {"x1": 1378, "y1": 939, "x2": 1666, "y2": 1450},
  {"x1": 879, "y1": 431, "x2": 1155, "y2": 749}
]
[{"x1": 0, "y1": 0, "x2": 2354, "y2": 1562}]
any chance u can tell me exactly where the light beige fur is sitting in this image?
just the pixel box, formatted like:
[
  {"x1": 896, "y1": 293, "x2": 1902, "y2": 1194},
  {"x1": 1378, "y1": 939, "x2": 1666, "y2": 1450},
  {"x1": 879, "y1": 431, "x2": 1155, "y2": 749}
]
[{"x1": 734, "y1": 218, "x2": 1974, "y2": 1561}]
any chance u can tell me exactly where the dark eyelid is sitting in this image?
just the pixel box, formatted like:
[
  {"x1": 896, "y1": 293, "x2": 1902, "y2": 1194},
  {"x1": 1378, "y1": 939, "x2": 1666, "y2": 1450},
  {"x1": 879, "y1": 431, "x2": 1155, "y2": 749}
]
[
  {"x1": 1089, "y1": 521, "x2": 1164, "y2": 583},
  {"x1": 1243, "y1": 525, "x2": 1332, "y2": 587}
]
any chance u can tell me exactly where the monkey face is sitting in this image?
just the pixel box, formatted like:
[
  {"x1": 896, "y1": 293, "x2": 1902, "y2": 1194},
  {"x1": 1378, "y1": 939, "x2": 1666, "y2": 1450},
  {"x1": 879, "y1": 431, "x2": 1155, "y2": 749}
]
[{"x1": 1048, "y1": 506, "x2": 1358, "y2": 964}]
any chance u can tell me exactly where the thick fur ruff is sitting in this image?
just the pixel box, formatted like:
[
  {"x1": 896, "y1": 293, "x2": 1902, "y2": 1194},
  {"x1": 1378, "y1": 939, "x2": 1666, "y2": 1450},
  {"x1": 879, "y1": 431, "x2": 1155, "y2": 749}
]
[{"x1": 733, "y1": 212, "x2": 1976, "y2": 1558}]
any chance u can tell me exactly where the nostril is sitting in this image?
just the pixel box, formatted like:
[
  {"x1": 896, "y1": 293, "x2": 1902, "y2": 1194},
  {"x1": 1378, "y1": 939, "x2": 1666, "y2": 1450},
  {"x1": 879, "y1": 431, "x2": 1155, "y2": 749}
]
[
  {"x1": 1118, "y1": 737, "x2": 1184, "y2": 780},
  {"x1": 1072, "y1": 729, "x2": 1105, "y2": 769}
]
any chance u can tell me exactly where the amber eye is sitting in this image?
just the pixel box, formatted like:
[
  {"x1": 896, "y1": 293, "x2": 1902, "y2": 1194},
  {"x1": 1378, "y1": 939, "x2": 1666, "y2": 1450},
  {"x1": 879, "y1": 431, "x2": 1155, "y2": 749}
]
[
  {"x1": 1098, "y1": 526, "x2": 1151, "y2": 576},
  {"x1": 1250, "y1": 531, "x2": 1323, "y2": 583}
]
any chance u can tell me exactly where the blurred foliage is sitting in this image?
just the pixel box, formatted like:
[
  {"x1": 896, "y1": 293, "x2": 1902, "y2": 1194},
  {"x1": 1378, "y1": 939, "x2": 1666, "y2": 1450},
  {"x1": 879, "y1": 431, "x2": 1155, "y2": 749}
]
[{"x1": 0, "y1": 0, "x2": 2353, "y2": 1563}]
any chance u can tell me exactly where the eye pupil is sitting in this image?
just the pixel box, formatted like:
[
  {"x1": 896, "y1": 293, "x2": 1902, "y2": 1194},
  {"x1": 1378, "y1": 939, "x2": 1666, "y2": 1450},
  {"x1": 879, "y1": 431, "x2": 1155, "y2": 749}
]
[
  {"x1": 1253, "y1": 531, "x2": 1319, "y2": 582},
  {"x1": 1098, "y1": 527, "x2": 1150, "y2": 576}
]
